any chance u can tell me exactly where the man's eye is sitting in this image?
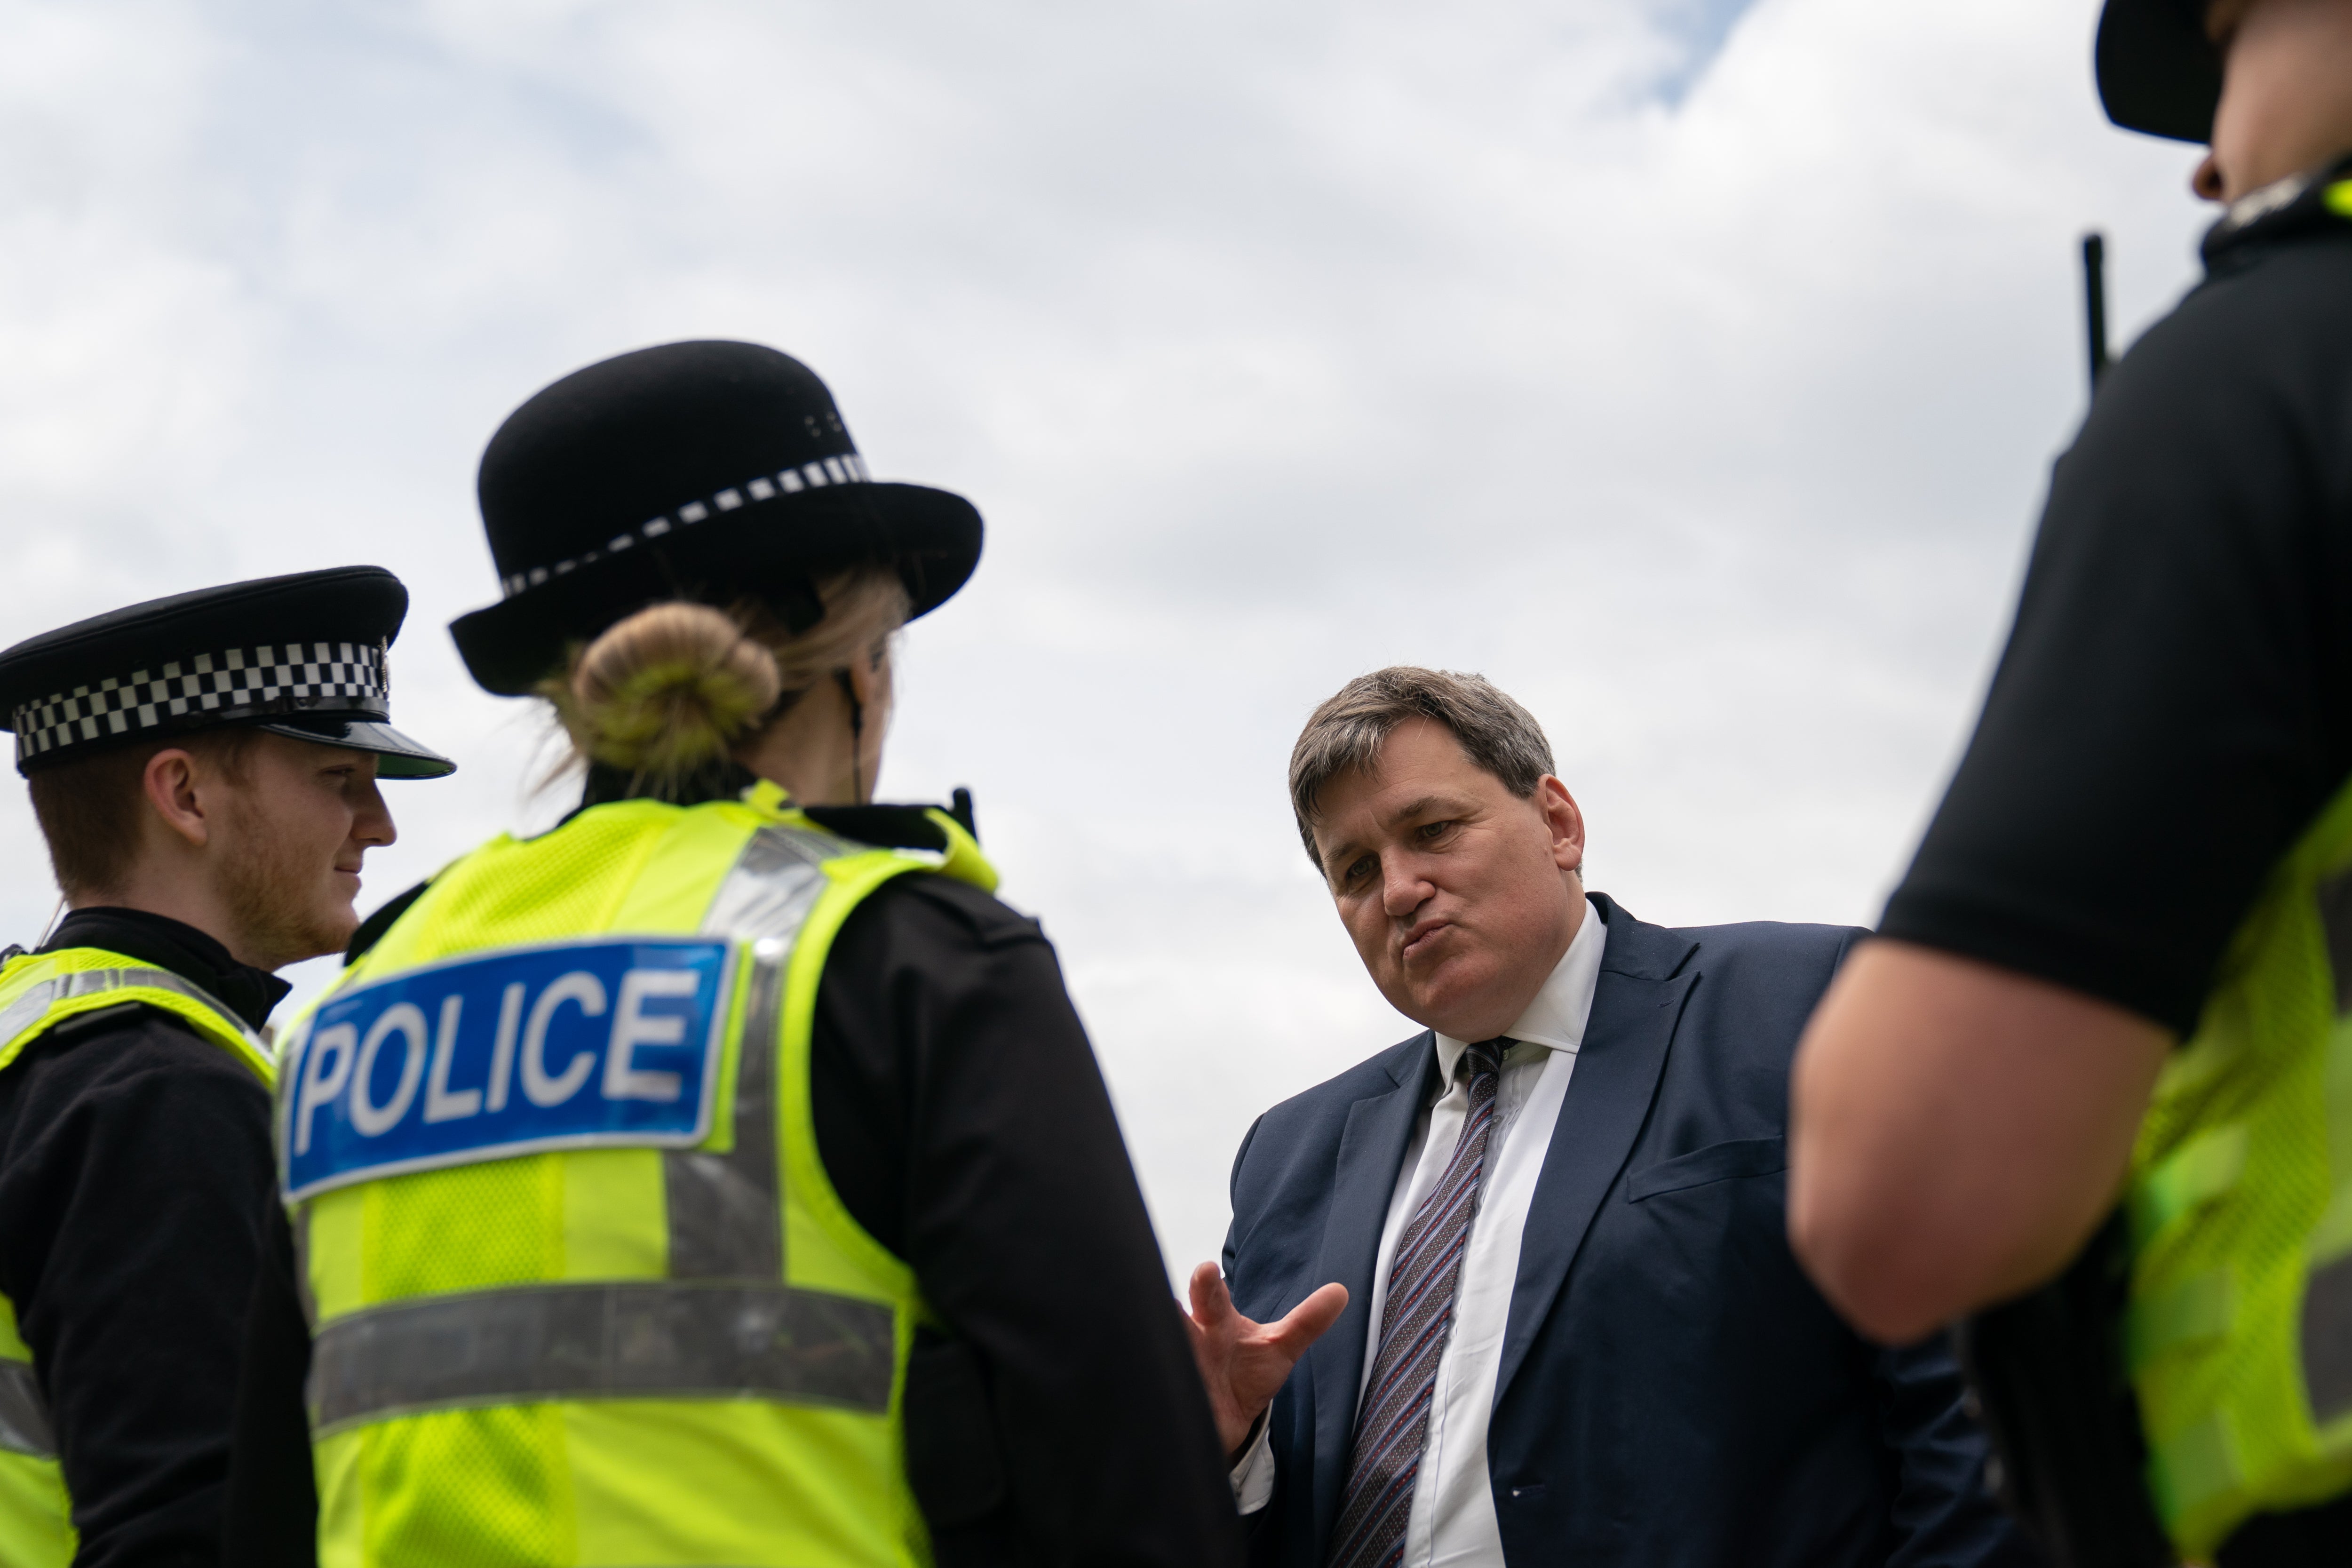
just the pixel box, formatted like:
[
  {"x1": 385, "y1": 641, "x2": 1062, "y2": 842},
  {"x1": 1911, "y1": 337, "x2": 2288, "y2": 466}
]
[
  {"x1": 1417, "y1": 820, "x2": 1452, "y2": 841},
  {"x1": 1343, "y1": 857, "x2": 1376, "y2": 884}
]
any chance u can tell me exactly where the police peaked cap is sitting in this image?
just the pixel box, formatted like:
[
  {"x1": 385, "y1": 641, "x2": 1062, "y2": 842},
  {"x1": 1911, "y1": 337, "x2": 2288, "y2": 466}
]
[
  {"x1": 2095, "y1": 0, "x2": 2224, "y2": 143},
  {"x1": 0, "y1": 566, "x2": 455, "y2": 779},
  {"x1": 450, "y1": 340, "x2": 985, "y2": 697}
]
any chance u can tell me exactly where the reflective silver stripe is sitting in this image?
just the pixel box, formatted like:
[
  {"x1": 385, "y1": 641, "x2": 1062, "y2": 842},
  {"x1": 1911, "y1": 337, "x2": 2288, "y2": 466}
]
[
  {"x1": 0, "y1": 1361, "x2": 54, "y2": 1458},
  {"x1": 662, "y1": 824, "x2": 850, "y2": 1281},
  {"x1": 309, "y1": 1281, "x2": 895, "y2": 1430},
  {"x1": 696, "y1": 823, "x2": 842, "y2": 941},
  {"x1": 663, "y1": 947, "x2": 783, "y2": 1280},
  {"x1": 306, "y1": 823, "x2": 906, "y2": 1433},
  {"x1": 0, "y1": 965, "x2": 261, "y2": 1056}
]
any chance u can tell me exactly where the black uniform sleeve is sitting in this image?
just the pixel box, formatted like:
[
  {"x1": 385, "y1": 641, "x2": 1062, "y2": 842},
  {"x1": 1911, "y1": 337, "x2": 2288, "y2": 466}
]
[
  {"x1": 1880, "y1": 234, "x2": 2352, "y2": 1037},
  {"x1": 0, "y1": 1006, "x2": 276, "y2": 1568},
  {"x1": 219, "y1": 1206, "x2": 313, "y2": 1568},
  {"x1": 810, "y1": 874, "x2": 1243, "y2": 1568}
]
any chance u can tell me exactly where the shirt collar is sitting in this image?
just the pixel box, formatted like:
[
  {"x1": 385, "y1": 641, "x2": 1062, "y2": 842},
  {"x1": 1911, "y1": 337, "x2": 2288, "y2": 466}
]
[{"x1": 1433, "y1": 894, "x2": 1607, "y2": 1081}]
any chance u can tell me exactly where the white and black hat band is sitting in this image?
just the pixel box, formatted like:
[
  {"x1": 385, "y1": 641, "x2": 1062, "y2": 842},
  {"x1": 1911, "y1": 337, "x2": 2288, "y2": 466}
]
[
  {"x1": 496, "y1": 453, "x2": 875, "y2": 599},
  {"x1": 14, "y1": 641, "x2": 389, "y2": 766}
]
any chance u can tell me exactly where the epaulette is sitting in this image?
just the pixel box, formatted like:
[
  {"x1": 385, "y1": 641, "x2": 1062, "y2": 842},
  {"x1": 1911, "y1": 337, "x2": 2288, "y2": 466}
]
[{"x1": 46, "y1": 1000, "x2": 150, "y2": 1043}]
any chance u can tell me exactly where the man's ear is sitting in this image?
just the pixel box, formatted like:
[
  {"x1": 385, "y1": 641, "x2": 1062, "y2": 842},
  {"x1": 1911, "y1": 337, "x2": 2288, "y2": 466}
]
[
  {"x1": 1538, "y1": 776, "x2": 1586, "y2": 875},
  {"x1": 141, "y1": 748, "x2": 212, "y2": 849}
]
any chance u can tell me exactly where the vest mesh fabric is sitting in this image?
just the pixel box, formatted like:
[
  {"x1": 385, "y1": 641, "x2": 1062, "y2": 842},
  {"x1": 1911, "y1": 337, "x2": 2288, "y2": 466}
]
[
  {"x1": 290, "y1": 791, "x2": 989, "y2": 1568},
  {"x1": 2129, "y1": 774, "x2": 2352, "y2": 1558},
  {"x1": 0, "y1": 1294, "x2": 70, "y2": 1568}
]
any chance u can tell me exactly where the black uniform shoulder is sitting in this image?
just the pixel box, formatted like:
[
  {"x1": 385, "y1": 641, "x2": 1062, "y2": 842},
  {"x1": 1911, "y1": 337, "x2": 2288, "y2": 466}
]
[
  {"x1": 802, "y1": 792, "x2": 979, "y2": 851},
  {"x1": 0, "y1": 1002, "x2": 268, "y2": 1123},
  {"x1": 0, "y1": 999, "x2": 272, "y2": 1295},
  {"x1": 802, "y1": 803, "x2": 953, "y2": 851},
  {"x1": 2104, "y1": 225, "x2": 2352, "y2": 412},
  {"x1": 1879, "y1": 210, "x2": 2352, "y2": 1032},
  {"x1": 842, "y1": 866, "x2": 1050, "y2": 954},
  {"x1": 797, "y1": 801, "x2": 1044, "y2": 953}
]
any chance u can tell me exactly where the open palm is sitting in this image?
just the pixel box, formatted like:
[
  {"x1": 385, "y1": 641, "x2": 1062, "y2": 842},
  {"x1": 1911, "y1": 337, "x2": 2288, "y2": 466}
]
[{"x1": 1184, "y1": 1261, "x2": 1350, "y2": 1458}]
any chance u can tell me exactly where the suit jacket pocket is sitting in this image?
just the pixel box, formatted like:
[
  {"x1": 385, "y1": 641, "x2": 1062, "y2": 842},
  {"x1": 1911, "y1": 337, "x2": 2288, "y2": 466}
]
[{"x1": 1624, "y1": 1136, "x2": 1785, "y2": 1201}]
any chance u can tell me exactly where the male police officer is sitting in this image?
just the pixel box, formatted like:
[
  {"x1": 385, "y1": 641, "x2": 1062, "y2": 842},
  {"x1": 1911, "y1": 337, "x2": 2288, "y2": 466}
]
[
  {"x1": 1788, "y1": 1, "x2": 2352, "y2": 1564},
  {"x1": 0, "y1": 567, "x2": 450, "y2": 1567}
]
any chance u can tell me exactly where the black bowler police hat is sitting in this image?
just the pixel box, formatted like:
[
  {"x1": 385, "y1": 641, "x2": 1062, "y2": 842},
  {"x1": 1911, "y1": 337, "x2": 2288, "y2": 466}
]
[
  {"x1": 2096, "y1": 0, "x2": 2224, "y2": 143},
  {"x1": 0, "y1": 566, "x2": 455, "y2": 779},
  {"x1": 449, "y1": 341, "x2": 985, "y2": 697}
]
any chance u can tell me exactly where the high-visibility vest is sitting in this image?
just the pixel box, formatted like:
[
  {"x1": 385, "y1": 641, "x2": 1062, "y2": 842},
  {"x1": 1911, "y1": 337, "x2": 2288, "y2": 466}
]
[
  {"x1": 2128, "y1": 771, "x2": 2352, "y2": 1558},
  {"x1": 278, "y1": 782, "x2": 997, "y2": 1568},
  {"x1": 0, "y1": 947, "x2": 274, "y2": 1568}
]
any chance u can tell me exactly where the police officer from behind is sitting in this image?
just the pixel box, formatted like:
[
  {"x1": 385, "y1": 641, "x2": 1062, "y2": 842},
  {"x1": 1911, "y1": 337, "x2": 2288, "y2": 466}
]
[
  {"x1": 0, "y1": 567, "x2": 451, "y2": 1568},
  {"x1": 222, "y1": 342, "x2": 1242, "y2": 1568},
  {"x1": 1788, "y1": 2, "x2": 2352, "y2": 1565}
]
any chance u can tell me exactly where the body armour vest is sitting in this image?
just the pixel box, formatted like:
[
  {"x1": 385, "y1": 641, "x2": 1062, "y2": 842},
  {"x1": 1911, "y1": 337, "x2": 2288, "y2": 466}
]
[
  {"x1": 277, "y1": 784, "x2": 997, "y2": 1568},
  {"x1": 0, "y1": 948, "x2": 274, "y2": 1568},
  {"x1": 2128, "y1": 768, "x2": 2352, "y2": 1558}
]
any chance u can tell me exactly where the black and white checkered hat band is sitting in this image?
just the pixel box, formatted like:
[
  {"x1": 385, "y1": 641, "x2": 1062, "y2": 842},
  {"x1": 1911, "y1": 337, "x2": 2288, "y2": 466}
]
[
  {"x1": 497, "y1": 453, "x2": 875, "y2": 598},
  {"x1": 13, "y1": 641, "x2": 389, "y2": 766}
]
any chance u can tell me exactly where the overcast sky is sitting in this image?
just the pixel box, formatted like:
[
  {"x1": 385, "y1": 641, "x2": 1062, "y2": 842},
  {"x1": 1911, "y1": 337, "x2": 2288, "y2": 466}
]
[{"x1": 0, "y1": 0, "x2": 2216, "y2": 1276}]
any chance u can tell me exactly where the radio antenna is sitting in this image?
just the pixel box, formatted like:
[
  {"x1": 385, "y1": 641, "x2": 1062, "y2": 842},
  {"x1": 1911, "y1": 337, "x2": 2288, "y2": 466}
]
[{"x1": 2082, "y1": 232, "x2": 2112, "y2": 392}]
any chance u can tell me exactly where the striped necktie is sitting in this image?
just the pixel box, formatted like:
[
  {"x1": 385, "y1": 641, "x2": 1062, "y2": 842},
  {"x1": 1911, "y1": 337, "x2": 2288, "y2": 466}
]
[{"x1": 1326, "y1": 1037, "x2": 1510, "y2": 1568}]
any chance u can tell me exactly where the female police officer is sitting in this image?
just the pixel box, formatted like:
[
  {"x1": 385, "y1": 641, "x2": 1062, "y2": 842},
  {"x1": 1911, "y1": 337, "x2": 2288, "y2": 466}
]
[{"x1": 224, "y1": 342, "x2": 1240, "y2": 1568}]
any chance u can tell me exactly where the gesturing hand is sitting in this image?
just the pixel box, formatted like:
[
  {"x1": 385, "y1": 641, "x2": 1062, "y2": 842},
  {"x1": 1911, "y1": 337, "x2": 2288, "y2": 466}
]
[{"x1": 1184, "y1": 1262, "x2": 1349, "y2": 1461}]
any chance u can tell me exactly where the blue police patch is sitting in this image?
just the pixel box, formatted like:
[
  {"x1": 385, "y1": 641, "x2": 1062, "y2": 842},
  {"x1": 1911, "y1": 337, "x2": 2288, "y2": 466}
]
[{"x1": 282, "y1": 939, "x2": 735, "y2": 1202}]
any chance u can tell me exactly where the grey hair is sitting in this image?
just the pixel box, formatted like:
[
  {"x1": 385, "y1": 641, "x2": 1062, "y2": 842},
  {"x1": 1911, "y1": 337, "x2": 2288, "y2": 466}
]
[{"x1": 1287, "y1": 667, "x2": 1556, "y2": 865}]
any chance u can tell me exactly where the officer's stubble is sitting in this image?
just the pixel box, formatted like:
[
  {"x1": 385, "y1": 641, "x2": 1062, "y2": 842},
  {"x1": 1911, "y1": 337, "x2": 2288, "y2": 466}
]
[{"x1": 210, "y1": 736, "x2": 395, "y2": 972}]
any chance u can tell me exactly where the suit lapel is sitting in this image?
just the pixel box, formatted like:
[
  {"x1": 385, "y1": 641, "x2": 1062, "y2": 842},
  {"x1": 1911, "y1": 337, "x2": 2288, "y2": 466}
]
[
  {"x1": 1305, "y1": 1033, "x2": 1438, "y2": 1549},
  {"x1": 1493, "y1": 898, "x2": 1698, "y2": 1406}
]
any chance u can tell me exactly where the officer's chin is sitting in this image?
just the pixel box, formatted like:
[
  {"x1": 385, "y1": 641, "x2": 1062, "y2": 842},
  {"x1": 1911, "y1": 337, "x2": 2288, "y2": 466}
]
[{"x1": 296, "y1": 887, "x2": 365, "y2": 968}]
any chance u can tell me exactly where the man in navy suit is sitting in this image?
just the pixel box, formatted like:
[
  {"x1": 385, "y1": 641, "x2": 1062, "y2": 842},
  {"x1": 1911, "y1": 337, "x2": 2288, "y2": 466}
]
[{"x1": 1182, "y1": 667, "x2": 2031, "y2": 1568}]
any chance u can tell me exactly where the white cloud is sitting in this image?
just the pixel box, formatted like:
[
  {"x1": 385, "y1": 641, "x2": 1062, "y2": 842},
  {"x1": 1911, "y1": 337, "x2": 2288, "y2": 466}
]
[{"x1": 0, "y1": 0, "x2": 2216, "y2": 1277}]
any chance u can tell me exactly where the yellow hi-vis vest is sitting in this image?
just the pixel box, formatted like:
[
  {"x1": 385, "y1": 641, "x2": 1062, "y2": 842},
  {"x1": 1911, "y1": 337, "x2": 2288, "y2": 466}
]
[
  {"x1": 278, "y1": 784, "x2": 997, "y2": 1568},
  {"x1": 0, "y1": 947, "x2": 274, "y2": 1568},
  {"x1": 2127, "y1": 773, "x2": 2352, "y2": 1558}
]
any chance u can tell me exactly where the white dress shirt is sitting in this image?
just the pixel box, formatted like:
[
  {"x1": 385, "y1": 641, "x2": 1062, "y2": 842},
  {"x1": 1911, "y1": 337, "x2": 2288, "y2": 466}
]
[{"x1": 1234, "y1": 897, "x2": 1606, "y2": 1567}]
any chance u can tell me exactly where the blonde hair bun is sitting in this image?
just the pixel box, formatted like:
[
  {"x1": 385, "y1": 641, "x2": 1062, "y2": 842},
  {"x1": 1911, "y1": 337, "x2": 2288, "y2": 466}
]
[{"x1": 563, "y1": 602, "x2": 782, "y2": 778}]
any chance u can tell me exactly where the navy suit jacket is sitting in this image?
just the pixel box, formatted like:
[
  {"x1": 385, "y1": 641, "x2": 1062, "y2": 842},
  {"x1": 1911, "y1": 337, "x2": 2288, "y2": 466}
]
[{"x1": 1221, "y1": 895, "x2": 2034, "y2": 1568}]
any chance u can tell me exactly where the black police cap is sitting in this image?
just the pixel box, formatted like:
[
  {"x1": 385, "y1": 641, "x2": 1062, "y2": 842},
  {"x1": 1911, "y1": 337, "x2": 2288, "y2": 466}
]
[
  {"x1": 449, "y1": 340, "x2": 984, "y2": 697},
  {"x1": 2096, "y1": 0, "x2": 2224, "y2": 143},
  {"x1": 0, "y1": 565, "x2": 455, "y2": 779}
]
